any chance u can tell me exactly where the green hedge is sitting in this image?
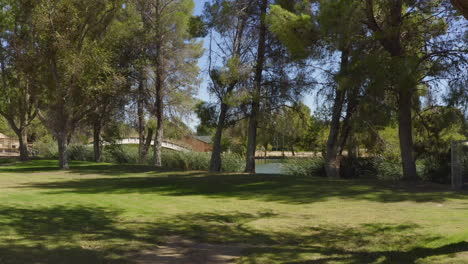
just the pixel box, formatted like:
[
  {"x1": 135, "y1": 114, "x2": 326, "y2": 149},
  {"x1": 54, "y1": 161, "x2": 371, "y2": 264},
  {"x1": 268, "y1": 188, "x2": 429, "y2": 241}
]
[{"x1": 34, "y1": 143, "x2": 244, "y2": 172}]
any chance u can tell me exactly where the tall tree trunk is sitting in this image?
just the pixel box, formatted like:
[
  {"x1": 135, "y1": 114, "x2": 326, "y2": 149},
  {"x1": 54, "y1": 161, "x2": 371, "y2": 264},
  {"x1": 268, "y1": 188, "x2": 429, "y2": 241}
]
[
  {"x1": 153, "y1": 30, "x2": 164, "y2": 167},
  {"x1": 57, "y1": 133, "x2": 69, "y2": 170},
  {"x1": 338, "y1": 86, "x2": 359, "y2": 156},
  {"x1": 137, "y1": 76, "x2": 146, "y2": 163},
  {"x1": 210, "y1": 102, "x2": 228, "y2": 172},
  {"x1": 18, "y1": 127, "x2": 29, "y2": 161},
  {"x1": 325, "y1": 50, "x2": 348, "y2": 178},
  {"x1": 2, "y1": 114, "x2": 30, "y2": 161},
  {"x1": 141, "y1": 128, "x2": 153, "y2": 163},
  {"x1": 245, "y1": 102, "x2": 259, "y2": 172},
  {"x1": 366, "y1": 0, "x2": 418, "y2": 180},
  {"x1": 154, "y1": 114, "x2": 163, "y2": 167},
  {"x1": 398, "y1": 89, "x2": 418, "y2": 180},
  {"x1": 245, "y1": 0, "x2": 268, "y2": 173},
  {"x1": 153, "y1": 63, "x2": 164, "y2": 167},
  {"x1": 348, "y1": 131, "x2": 358, "y2": 160},
  {"x1": 93, "y1": 121, "x2": 102, "y2": 162}
]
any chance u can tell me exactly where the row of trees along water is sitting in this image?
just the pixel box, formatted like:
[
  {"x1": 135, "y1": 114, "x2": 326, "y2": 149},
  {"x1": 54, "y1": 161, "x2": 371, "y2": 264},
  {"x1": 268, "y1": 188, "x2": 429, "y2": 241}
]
[{"x1": 0, "y1": 0, "x2": 467, "y2": 180}]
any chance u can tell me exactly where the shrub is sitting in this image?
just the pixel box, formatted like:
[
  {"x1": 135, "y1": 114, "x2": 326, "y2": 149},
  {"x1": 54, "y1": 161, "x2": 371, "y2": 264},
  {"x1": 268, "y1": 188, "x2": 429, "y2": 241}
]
[
  {"x1": 373, "y1": 156, "x2": 403, "y2": 181},
  {"x1": 68, "y1": 145, "x2": 94, "y2": 162},
  {"x1": 33, "y1": 141, "x2": 246, "y2": 173},
  {"x1": 221, "y1": 153, "x2": 244, "y2": 172},
  {"x1": 102, "y1": 145, "x2": 139, "y2": 164},
  {"x1": 33, "y1": 136, "x2": 58, "y2": 159},
  {"x1": 283, "y1": 157, "x2": 325, "y2": 177},
  {"x1": 161, "y1": 151, "x2": 244, "y2": 172}
]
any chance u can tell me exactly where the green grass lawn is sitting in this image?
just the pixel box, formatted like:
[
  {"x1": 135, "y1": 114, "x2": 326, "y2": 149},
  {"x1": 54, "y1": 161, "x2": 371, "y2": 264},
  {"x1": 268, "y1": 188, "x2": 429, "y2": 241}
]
[{"x1": 0, "y1": 160, "x2": 467, "y2": 263}]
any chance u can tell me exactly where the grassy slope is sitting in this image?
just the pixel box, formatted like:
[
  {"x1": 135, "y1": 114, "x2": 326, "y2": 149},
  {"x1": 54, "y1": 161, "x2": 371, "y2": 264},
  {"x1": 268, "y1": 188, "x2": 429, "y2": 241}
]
[{"x1": 0, "y1": 160, "x2": 467, "y2": 264}]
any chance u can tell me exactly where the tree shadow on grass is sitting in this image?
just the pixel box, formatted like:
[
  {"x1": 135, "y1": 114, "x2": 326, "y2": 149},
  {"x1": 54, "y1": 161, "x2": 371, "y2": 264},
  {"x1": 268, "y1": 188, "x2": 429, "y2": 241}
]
[
  {"x1": 160, "y1": 213, "x2": 468, "y2": 263},
  {"x1": 126, "y1": 211, "x2": 468, "y2": 264},
  {"x1": 0, "y1": 205, "x2": 466, "y2": 264},
  {"x1": 0, "y1": 160, "x2": 167, "y2": 175},
  {"x1": 4, "y1": 160, "x2": 468, "y2": 204},
  {"x1": 0, "y1": 205, "x2": 146, "y2": 264},
  {"x1": 18, "y1": 170, "x2": 468, "y2": 204}
]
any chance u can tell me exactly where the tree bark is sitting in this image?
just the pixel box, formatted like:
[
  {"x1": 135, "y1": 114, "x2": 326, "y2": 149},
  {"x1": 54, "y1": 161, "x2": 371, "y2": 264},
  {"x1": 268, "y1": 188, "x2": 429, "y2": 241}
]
[
  {"x1": 245, "y1": 102, "x2": 259, "y2": 172},
  {"x1": 210, "y1": 102, "x2": 228, "y2": 172},
  {"x1": 18, "y1": 127, "x2": 29, "y2": 161},
  {"x1": 141, "y1": 128, "x2": 153, "y2": 163},
  {"x1": 398, "y1": 89, "x2": 418, "y2": 180},
  {"x1": 245, "y1": 0, "x2": 268, "y2": 173},
  {"x1": 153, "y1": 63, "x2": 164, "y2": 167},
  {"x1": 452, "y1": 0, "x2": 468, "y2": 19},
  {"x1": 324, "y1": 50, "x2": 348, "y2": 178},
  {"x1": 137, "y1": 76, "x2": 147, "y2": 163},
  {"x1": 365, "y1": 0, "x2": 418, "y2": 180},
  {"x1": 93, "y1": 121, "x2": 102, "y2": 162},
  {"x1": 154, "y1": 114, "x2": 163, "y2": 167},
  {"x1": 57, "y1": 133, "x2": 69, "y2": 170},
  {"x1": 152, "y1": 1, "x2": 165, "y2": 168}
]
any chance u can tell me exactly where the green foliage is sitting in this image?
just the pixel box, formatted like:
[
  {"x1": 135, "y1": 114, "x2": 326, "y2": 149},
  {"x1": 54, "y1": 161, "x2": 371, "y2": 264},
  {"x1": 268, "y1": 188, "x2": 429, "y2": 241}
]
[
  {"x1": 164, "y1": 119, "x2": 192, "y2": 140},
  {"x1": 0, "y1": 117, "x2": 15, "y2": 137},
  {"x1": 266, "y1": 5, "x2": 317, "y2": 59},
  {"x1": 284, "y1": 157, "x2": 325, "y2": 177},
  {"x1": 373, "y1": 157, "x2": 404, "y2": 181},
  {"x1": 102, "y1": 145, "x2": 140, "y2": 164},
  {"x1": 35, "y1": 143, "x2": 244, "y2": 172},
  {"x1": 68, "y1": 145, "x2": 95, "y2": 162},
  {"x1": 316, "y1": 0, "x2": 363, "y2": 48},
  {"x1": 195, "y1": 101, "x2": 218, "y2": 132},
  {"x1": 188, "y1": 16, "x2": 208, "y2": 38},
  {"x1": 413, "y1": 106, "x2": 467, "y2": 182},
  {"x1": 33, "y1": 136, "x2": 59, "y2": 159}
]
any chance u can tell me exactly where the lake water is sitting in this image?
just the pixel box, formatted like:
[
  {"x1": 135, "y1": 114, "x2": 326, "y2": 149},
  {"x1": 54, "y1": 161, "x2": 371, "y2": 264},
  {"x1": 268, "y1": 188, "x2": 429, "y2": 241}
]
[{"x1": 255, "y1": 159, "x2": 285, "y2": 174}]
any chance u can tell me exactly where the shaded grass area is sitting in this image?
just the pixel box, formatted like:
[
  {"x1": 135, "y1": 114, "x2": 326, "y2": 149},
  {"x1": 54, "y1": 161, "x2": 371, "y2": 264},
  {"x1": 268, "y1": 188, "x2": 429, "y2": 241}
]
[
  {"x1": 0, "y1": 160, "x2": 467, "y2": 263},
  {"x1": 0, "y1": 158, "x2": 17, "y2": 165}
]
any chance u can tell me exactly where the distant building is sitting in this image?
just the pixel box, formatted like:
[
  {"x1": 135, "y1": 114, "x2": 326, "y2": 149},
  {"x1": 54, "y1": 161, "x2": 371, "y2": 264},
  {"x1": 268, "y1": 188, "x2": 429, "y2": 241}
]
[
  {"x1": 194, "y1": 136, "x2": 212, "y2": 145},
  {"x1": 0, "y1": 133, "x2": 19, "y2": 156},
  {"x1": 177, "y1": 135, "x2": 213, "y2": 152}
]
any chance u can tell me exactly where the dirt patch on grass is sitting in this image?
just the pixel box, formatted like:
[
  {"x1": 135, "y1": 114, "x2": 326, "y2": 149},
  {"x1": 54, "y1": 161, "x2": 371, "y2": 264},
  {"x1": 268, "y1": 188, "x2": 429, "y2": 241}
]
[{"x1": 135, "y1": 236, "x2": 247, "y2": 264}]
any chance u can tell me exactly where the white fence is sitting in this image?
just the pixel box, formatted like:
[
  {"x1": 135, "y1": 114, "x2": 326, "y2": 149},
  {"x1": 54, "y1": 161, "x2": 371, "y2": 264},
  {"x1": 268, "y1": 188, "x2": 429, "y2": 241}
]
[{"x1": 115, "y1": 138, "x2": 190, "y2": 152}]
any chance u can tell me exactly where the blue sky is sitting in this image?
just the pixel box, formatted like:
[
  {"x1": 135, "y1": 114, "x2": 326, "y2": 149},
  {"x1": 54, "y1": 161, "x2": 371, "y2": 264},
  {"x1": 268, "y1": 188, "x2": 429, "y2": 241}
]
[{"x1": 189, "y1": 0, "x2": 319, "y2": 129}]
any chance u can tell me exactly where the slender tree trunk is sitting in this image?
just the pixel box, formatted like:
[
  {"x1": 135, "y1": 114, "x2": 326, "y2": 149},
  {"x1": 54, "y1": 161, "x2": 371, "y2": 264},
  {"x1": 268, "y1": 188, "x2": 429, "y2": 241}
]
[
  {"x1": 153, "y1": 29, "x2": 164, "y2": 167},
  {"x1": 137, "y1": 77, "x2": 146, "y2": 163},
  {"x1": 93, "y1": 121, "x2": 102, "y2": 162},
  {"x1": 245, "y1": 102, "x2": 259, "y2": 172},
  {"x1": 338, "y1": 86, "x2": 359, "y2": 156},
  {"x1": 141, "y1": 128, "x2": 153, "y2": 163},
  {"x1": 365, "y1": 0, "x2": 418, "y2": 180},
  {"x1": 154, "y1": 115, "x2": 163, "y2": 167},
  {"x1": 153, "y1": 66, "x2": 164, "y2": 167},
  {"x1": 57, "y1": 133, "x2": 69, "y2": 170},
  {"x1": 210, "y1": 102, "x2": 228, "y2": 172},
  {"x1": 325, "y1": 50, "x2": 348, "y2": 178},
  {"x1": 2, "y1": 115, "x2": 30, "y2": 161},
  {"x1": 398, "y1": 89, "x2": 418, "y2": 180},
  {"x1": 348, "y1": 132, "x2": 358, "y2": 160},
  {"x1": 291, "y1": 145, "x2": 295, "y2": 157},
  {"x1": 245, "y1": 0, "x2": 268, "y2": 173},
  {"x1": 18, "y1": 127, "x2": 29, "y2": 161}
]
